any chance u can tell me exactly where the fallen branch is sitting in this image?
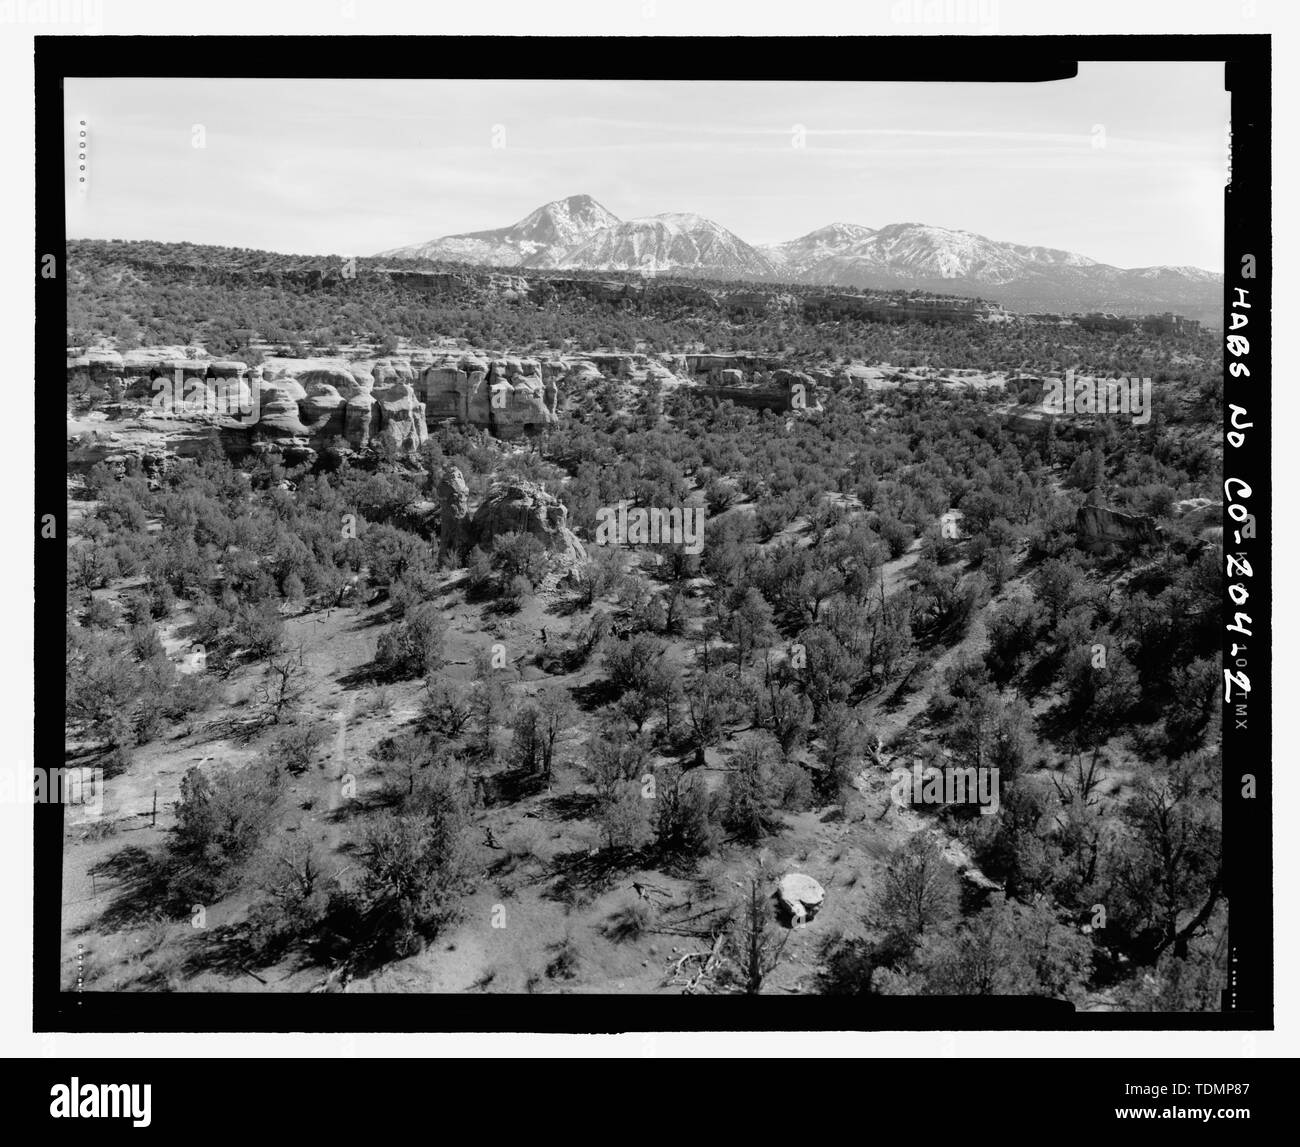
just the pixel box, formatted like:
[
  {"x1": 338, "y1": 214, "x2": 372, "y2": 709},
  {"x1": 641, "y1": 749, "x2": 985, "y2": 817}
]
[{"x1": 664, "y1": 928, "x2": 727, "y2": 995}]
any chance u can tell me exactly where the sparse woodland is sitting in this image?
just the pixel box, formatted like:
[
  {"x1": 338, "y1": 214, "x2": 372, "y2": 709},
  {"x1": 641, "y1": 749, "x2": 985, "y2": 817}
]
[{"x1": 63, "y1": 242, "x2": 1224, "y2": 1006}]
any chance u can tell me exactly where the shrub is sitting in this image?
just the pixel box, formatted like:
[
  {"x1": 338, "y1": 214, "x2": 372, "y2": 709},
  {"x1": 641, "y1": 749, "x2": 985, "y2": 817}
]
[
  {"x1": 269, "y1": 720, "x2": 329, "y2": 775},
  {"x1": 655, "y1": 768, "x2": 719, "y2": 858},
  {"x1": 722, "y1": 735, "x2": 780, "y2": 844},
  {"x1": 353, "y1": 795, "x2": 468, "y2": 959},
  {"x1": 595, "y1": 782, "x2": 651, "y2": 852},
  {"x1": 769, "y1": 758, "x2": 814, "y2": 811},
  {"x1": 876, "y1": 835, "x2": 959, "y2": 949},
  {"x1": 375, "y1": 603, "x2": 446, "y2": 678},
  {"x1": 602, "y1": 896, "x2": 656, "y2": 943},
  {"x1": 545, "y1": 935, "x2": 581, "y2": 980},
  {"x1": 169, "y1": 760, "x2": 282, "y2": 903}
]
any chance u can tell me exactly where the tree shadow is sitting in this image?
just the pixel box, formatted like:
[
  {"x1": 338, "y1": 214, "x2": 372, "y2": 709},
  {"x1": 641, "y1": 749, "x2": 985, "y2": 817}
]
[
  {"x1": 544, "y1": 844, "x2": 651, "y2": 906},
  {"x1": 81, "y1": 844, "x2": 175, "y2": 933},
  {"x1": 543, "y1": 790, "x2": 600, "y2": 822},
  {"x1": 346, "y1": 602, "x2": 398, "y2": 632},
  {"x1": 548, "y1": 593, "x2": 591, "y2": 619},
  {"x1": 483, "y1": 765, "x2": 548, "y2": 807},
  {"x1": 569, "y1": 678, "x2": 619, "y2": 712},
  {"x1": 178, "y1": 921, "x2": 269, "y2": 981},
  {"x1": 336, "y1": 661, "x2": 390, "y2": 689}
]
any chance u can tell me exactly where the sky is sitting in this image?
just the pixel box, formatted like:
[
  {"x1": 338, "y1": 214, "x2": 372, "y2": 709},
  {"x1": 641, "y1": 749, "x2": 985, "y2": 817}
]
[{"x1": 65, "y1": 64, "x2": 1229, "y2": 270}]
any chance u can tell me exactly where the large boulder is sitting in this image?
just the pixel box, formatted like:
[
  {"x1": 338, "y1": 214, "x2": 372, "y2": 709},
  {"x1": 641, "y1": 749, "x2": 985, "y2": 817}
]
[{"x1": 775, "y1": 873, "x2": 825, "y2": 927}]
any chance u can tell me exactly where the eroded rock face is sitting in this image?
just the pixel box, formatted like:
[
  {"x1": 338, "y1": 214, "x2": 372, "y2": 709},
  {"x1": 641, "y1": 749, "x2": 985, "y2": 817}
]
[
  {"x1": 564, "y1": 360, "x2": 604, "y2": 385},
  {"x1": 67, "y1": 353, "x2": 430, "y2": 461},
  {"x1": 344, "y1": 384, "x2": 376, "y2": 450},
  {"x1": 300, "y1": 382, "x2": 347, "y2": 439},
  {"x1": 587, "y1": 353, "x2": 641, "y2": 378},
  {"x1": 1076, "y1": 494, "x2": 1160, "y2": 552},
  {"x1": 471, "y1": 479, "x2": 587, "y2": 565},
  {"x1": 420, "y1": 357, "x2": 559, "y2": 439},
  {"x1": 372, "y1": 381, "x2": 429, "y2": 455},
  {"x1": 370, "y1": 357, "x2": 416, "y2": 386},
  {"x1": 257, "y1": 382, "x2": 314, "y2": 437},
  {"x1": 296, "y1": 366, "x2": 365, "y2": 397}
]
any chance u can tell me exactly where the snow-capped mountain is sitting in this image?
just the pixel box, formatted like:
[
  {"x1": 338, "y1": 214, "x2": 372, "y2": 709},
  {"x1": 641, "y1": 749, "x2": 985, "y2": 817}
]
[
  {"x1": 377, "y1": 197, "x2": 1220, "y2": 315},
  {"x1": 760, "y1": 221, "x2": 1218, "y2": 314},
  {"x1": 761, "y1": 222, "x2": 1100, "y2": 286},
  {"x1": 535, "y1": 212, "x2": 776, "y2": 277},
  {"x1": 376, "y1": 194, "x2": 620, "y2": 267},
  {"x1": 763, "y1": 222, "x2": 877, "y2": 273}
]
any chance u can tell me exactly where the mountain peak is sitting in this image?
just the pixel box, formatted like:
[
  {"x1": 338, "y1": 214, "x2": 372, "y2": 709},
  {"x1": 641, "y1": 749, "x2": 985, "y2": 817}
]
[
  {"x1": 376, "y1": 201, "x2": 1219, "y2": 315},
  {"x1": 514, "y1": 195, "x2": 620, "y2": 242},
  {"x1": 805, "y1": 222, "x2": 877, "y2": 240},
  {"x1": 538, "y1": 209, "x2": 773, "y2": 276}
]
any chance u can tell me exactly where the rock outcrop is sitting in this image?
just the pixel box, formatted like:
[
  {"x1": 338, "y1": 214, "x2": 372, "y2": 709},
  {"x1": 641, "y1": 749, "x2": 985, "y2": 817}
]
[
  {"x1": 435, "y1": 471, "x2": 586, "y2": 568},
  {"x1": 371, "y1": 381, "x2": 429, "y2": 455},
  {"x1": 1075, "y1": 493, "x2": 1161, "y2": 552},
  {"x1": 775, "y1": 873, "x2": 825, "y2": 927},
  {"x1": 300, "y1": 381, "x2": 348, "y2": 440},
  {"x1": 470, "y1": 479, "x2": 587, "y2": 565},
  {"x1": 436, "y1": 466, "x2": 471, "y2": 564}
]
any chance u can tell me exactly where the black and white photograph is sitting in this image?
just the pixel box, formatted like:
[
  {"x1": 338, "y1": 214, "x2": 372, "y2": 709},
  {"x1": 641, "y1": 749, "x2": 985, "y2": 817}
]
[{"x1": 6, "y1": 1, "x2": 1291, "y2": 1108}]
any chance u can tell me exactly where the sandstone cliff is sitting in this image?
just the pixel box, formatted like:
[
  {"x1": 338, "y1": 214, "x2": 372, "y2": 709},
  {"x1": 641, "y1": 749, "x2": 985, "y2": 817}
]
[{"x1": 67, "y1": 352, "x2": 429, "y2": 468}]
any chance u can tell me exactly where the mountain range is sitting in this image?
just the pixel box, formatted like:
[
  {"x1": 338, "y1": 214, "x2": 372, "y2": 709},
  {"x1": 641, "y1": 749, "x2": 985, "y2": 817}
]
[{"x1": 376, "y1": 194, "x2": 1221, "y2": 318}]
